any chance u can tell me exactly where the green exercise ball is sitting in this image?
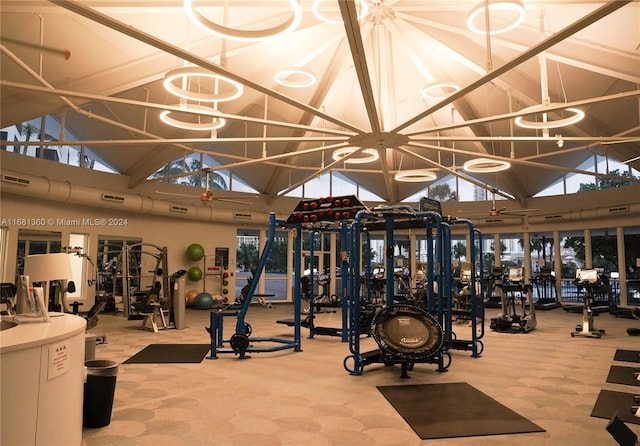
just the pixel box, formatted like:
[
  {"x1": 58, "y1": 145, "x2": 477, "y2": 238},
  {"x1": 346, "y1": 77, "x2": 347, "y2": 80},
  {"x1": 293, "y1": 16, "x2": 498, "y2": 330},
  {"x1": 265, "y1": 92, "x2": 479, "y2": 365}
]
[
  {"x1": 194, "y1": 292, "x2": 213, "y2": 310},
  {"x1": 188, "y1": 266, "x2": 203, "y2": 282},
  {"x1": 186, "y1": 243, "x2": 205, "y2": 261}
]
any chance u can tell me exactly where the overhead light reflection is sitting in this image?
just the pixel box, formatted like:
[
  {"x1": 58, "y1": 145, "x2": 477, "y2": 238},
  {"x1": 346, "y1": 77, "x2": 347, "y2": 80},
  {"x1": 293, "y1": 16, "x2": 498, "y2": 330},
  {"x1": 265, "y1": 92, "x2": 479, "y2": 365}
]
[
  {"x1": 159, "y1": 105, "x2": 226, "y2": 131},
  {"x1": 184, "y1": 0, "x2": 302, "y2": 42},
  {"x1": 422, "y1": 82, "x2": 462, "y2": 100},
  {"x1": 463, "y1": 158, "x2": 511, "y2": 173},
  {"x1": 467, "y1": 0, "x2": 525, "y2": 35},
  {"x1": 163, "y1": 67, "x2": 244, "y2": 103},
  {"x1": 275, "y1": 68, "x2": 317, "y2": 88},
  {"x1": 332, "y1": 148, "x2": 379, "y2": 164},
  {"x1": 394, "y1": 169, "x2": 438, "y2": 183},
  {"x1": 312, "y1": 0, "x2": 369, "y2": 24},
  {"x1": 514, "y1": 105, "x2": 585, "y2": 129}
]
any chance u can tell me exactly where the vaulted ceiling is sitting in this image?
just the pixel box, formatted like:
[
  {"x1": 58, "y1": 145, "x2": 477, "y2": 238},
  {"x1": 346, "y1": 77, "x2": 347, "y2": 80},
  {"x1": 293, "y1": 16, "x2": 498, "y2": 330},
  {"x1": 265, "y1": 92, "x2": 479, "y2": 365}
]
[{"x1": 1, "y1": 0, "x2": 639, "y2": 205}]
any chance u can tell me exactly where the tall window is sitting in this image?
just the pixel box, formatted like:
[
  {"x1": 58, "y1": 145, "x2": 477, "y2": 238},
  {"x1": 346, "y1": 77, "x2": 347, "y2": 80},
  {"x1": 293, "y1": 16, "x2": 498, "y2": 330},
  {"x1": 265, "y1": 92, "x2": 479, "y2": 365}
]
[
  {"x1": 499, "y1": 234, "x2": 524, "y2": 269},
  {"x1": 236, "y1": 230, "x2": 259, "y2": 298},
  {"x1": 265, "y1": 230, "x2": 289, "y2": 301},
  {"x1": 281, "y1": 171, "x2": 383, "y2": 201},
  {"x1": 528, "y1": 232, "x2": 554, "y2": 274},
  {"x1": 590, "y1": 228, "x2": 617, "y2": 275},
  {"x1": 560, "y1": 231, "x2": 584, "y2": 280},
  {"x1": 236, "y1": 229, "x2": 289, "y2": 301},
  {"x1": 535, "y1": 154, "x2": 639, "y2": 197},
  {"x1": 2, "y1": 118, "x2": 116, "y2": 172}
]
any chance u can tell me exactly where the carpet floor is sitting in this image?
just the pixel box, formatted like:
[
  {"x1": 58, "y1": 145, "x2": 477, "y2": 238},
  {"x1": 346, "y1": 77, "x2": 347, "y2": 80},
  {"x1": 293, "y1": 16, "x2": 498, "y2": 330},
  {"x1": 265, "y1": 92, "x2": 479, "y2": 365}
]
[{"x1": 81, "y1": 304, "x2": 640, "y2": 446}]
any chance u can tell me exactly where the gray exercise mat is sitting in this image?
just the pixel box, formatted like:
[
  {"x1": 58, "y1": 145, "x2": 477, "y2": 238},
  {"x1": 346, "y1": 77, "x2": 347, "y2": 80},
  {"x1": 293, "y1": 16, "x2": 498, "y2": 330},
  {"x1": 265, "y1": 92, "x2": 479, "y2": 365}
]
[
  {"x1": 606, "y1": 365, "x2": 640, "y2": 387},
  {"x1": 614, "y1": 350, "x2": 640, "y2": 363},
  {"x1": 377, "y1": 382, "x2": 545, "y2": 440},
  {"x1": 591, "y1": 390, "x2": 640, "y2": 426}
]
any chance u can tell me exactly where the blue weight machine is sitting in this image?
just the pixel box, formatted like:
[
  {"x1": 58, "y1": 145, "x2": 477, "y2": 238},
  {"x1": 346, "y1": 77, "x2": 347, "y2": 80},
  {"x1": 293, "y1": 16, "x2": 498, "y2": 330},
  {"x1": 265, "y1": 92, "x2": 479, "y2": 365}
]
[
  {"x1": 343, "y1": 204, "x2": 457, "y2": 378},
  {"x1": 207, "y1": 213, "x2": 302, "y2": 359}
]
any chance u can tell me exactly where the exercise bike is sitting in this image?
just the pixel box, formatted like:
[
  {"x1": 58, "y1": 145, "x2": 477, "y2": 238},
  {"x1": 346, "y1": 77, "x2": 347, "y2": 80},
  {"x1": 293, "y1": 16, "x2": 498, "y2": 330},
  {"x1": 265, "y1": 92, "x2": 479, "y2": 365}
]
[{"x1": 571, "y1": 269, "x2": 607, "y2": 338}]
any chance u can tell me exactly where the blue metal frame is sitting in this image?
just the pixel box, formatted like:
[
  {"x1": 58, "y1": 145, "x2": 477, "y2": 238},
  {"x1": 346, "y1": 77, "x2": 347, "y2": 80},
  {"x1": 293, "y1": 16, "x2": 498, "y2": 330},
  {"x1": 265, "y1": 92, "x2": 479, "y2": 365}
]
[
  {"x1": 302, "y1": 223, "x2": 350, "y2": 340},
  {"x1": 207, "y1": 213, "x2": 302, "y2": 359},
  {"x1": 343, "y1": 206, "x2": 455, "y2": 376},
  {"x1": 447, "y1": 218, "x2": 485, "y2": 357}
]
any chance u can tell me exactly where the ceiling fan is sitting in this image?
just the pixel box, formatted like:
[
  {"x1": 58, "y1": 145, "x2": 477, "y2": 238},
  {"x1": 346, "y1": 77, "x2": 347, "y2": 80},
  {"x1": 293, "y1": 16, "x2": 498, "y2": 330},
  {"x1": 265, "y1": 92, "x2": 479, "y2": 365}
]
[
  {"x1": 156, "y1": 169, "x2": 255, "y2": 205},
  {"x1": 463, "y1": 188, "x2": 539, "y2": 218}
]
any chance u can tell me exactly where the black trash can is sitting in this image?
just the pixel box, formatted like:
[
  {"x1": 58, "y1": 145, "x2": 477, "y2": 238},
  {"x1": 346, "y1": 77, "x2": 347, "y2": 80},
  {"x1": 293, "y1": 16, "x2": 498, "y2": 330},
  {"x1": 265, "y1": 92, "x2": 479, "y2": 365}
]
[{"x1": 83, "y1": 359, "x2": 118, "y2": 428}]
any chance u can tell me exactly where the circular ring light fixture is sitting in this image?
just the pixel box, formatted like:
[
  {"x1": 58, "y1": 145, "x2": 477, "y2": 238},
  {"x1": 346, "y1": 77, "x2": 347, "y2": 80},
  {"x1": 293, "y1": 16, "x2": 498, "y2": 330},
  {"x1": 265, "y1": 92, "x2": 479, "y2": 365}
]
[
  {"x1": 184, "y1": 0, "x2": 302, "y2": 42},
  {"x1": 467, "y1": 0, "x2": 525, "y2": 35},
  {"x1": 275, "y1": 68, "x2": 317, "y2": 88},
  {"x1": 312, "y1": 0, "x2": 369, "y2": 25},
  {"x1": 463, "y1": 158, "x2": 511, "y2": 173},
  {"x1": 332, "y1": 147, "x2": 379, "y2": 164},
  {"x1": 163, "y1": 67, "x2": 244, "y2": 103},
  {"x1": 514, "y1": 104, "x2": 585, "y2": 129},
  {"x1": 394, "y1": 169, "x2": 438, "y2": 183},
  {"x1": 160, "y1": 105, "x2": 226, "y2": 131},
  {"x1": 421, "y1": 82, "x2": 462, "y2": 100}
]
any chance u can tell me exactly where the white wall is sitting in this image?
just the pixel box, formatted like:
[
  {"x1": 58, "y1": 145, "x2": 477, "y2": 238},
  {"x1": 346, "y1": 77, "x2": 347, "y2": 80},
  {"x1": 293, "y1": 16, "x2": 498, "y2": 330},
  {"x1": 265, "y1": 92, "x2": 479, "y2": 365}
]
[{"x1": 1, "y1": 194, "x2": 240, "y2": 305}]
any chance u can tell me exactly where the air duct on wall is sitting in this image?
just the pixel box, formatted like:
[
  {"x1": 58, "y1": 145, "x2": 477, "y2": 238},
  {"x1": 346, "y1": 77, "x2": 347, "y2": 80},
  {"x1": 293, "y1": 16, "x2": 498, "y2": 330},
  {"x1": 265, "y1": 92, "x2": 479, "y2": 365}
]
[
  {"x1": 2, "y1": 174, "x2": 31, "y2": 186},
  {"x1": 527, "y1": 204, "x2": 640, "y2": 225},
  {"x1": 481, "y1": 217, "x2": 521, "y2": 226},
  {"x1": 0, "y1": 168, "x2": 271, "y2": 226}
]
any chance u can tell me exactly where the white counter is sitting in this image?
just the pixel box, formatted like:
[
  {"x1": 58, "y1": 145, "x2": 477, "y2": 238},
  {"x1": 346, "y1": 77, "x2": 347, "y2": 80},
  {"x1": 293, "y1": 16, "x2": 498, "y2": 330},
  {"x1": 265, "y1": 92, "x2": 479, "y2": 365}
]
[{"x1": 1, "y1": 313, "x2": 86, "y2": 446}]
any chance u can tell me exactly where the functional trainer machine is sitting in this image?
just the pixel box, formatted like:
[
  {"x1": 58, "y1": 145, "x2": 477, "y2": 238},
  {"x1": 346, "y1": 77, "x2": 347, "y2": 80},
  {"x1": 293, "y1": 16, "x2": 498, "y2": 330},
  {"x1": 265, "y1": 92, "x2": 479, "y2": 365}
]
[
  {"x1": 344, "y1": 200, "x2": 484, "y2": 378},
  {"x1": 209, "y1": 196, "x2": 369, "y2": 358},
  {"x1": 298, "y1": 225, "x2": 347, "y2": 339},
  {"x1": 490, "y1": 266, "x2": 537, "y2": 333},
  {"x1": 344, "y1": 204, "x2": 449, "y2": 378},
  {"x1": 282, "y1": 197, "x2": 369, "y2": 340},
  {"x1": 571, "y1": 269, "x2": 607, "y2": 338},
  {"x1": 447, "y1": 218, "x2": 485, "y2": 357},
  {"x1": 112, "y1": 242, "x2": 170, "y2": 320},
  {"x1": 207, "y1": 213, "x2": 303, "y2": 359}
]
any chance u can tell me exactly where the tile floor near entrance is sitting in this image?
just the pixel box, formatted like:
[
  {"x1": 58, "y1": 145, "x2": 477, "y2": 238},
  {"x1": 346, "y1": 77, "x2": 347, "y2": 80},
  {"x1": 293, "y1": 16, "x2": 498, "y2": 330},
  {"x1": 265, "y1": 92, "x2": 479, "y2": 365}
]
[{"x1": 82, "y1": 304, "x2": 640, "y2": 446}]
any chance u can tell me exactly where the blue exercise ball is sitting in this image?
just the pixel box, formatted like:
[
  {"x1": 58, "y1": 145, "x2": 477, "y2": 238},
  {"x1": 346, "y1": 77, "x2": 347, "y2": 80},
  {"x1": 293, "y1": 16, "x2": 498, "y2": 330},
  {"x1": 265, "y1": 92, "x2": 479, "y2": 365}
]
[{"x1": 194, "y1": 292, "x2": 213, "y2": 310}]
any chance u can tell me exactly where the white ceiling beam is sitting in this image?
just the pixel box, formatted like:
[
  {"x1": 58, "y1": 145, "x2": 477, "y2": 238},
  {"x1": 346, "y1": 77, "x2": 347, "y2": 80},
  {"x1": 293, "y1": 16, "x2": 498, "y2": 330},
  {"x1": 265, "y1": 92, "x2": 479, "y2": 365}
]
[
  {"x1": 339, "y1": 0, "x2": 396, "y2": 201},
  {"x1": 49, "y1": 0, "x2": 366, "y2": 135},
  {"x1": 407, "y1": 89, "x2": 640, "y2": 137},
  {"x1": 339, "y1": 0, "x2": 381, "y2": 136},
  {"x1": 393, "y1": 0, "x2": 633, "y2": 132},
  {"x1": 0, "y1": 80, "x2": 354, "y2": 137}
]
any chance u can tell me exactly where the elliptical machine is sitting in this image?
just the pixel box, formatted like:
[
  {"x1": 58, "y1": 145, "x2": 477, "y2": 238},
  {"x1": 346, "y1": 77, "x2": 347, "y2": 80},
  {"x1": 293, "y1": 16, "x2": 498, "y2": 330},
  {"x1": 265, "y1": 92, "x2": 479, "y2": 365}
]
[
  {"x1": 571, "y1": 269, "x2": 606, "y2": 338},
  {"x1": 484, "y1": 266, "x2": 504, "y2": 308},
  {"x1": 490, "y1": 266, "x2": 537, "y2": 333}
]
